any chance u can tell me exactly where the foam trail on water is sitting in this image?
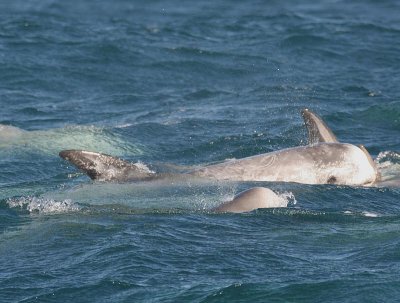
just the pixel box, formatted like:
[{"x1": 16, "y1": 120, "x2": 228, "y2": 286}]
[
  {"x1": 6, "y1": 196, "x2": 81, "y2": 214},
  {"x1": 0, "y1": 124, "x2": 25, "y2": 139},
  {"x1": 44, "y1": 181, "x2": 228, "y2": 211}
]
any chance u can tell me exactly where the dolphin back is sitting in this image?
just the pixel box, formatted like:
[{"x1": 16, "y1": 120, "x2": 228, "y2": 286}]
[
  {"x1": 301, "y1": 109, "x2": 338, "y2": 144},
  {"x1": 213, "y1": 187, "x2": 287, "y2": 213},
  {"x1": 59, "y1": 150, "x2": 155, "y2": 181}
]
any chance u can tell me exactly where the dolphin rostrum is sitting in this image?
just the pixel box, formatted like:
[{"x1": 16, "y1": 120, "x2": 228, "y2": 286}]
[{"x1": 59, "y1": 109, "x2": 379, "y2": 186}]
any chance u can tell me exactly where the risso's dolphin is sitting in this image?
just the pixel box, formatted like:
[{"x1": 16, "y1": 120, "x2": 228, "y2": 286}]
[{"x1": 59, "y1": 109, "x2": 380, "y2": 186}]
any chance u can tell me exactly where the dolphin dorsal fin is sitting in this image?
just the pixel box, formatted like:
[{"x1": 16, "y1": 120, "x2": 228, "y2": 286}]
[
  {"x1": 59, "y1": 150, "x2": 154, "y2": 181},
  {"x1": 301, "y1": 109, "x2": 338, "y2": 144}
]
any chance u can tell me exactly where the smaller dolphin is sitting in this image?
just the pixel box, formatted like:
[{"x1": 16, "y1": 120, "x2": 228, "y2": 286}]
[{"x1": 213, "y1": 187, "x2": 287, "y2": 213}]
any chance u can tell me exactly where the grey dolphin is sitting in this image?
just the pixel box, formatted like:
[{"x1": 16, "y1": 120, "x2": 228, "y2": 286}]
[{"x1": 59, "y1": 109, "x2": 379, "y2": 186}]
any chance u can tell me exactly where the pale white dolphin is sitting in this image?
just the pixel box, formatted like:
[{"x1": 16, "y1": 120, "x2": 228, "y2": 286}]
[
  {"x1": 213, "y1": 187, "x2": 287, "y2": 213},
  {"x1": 59, "y1": 109, "x2": 380, "y2": 186},
  {"x1": 193, "y1": 142, "x2": 377, "y2": 185}
]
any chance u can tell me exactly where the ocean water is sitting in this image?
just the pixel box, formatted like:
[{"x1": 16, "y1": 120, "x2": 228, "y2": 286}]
[{"x1": 1, "y1": 0, "x2": 400, "y2": 302}]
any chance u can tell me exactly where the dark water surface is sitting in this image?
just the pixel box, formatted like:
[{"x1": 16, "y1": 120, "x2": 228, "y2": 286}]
[{"x1": 1, "y1": 0, "x2": 400, "y2": 302}]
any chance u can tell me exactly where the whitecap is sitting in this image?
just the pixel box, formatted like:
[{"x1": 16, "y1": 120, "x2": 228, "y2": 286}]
[{"x1": 362, "y1": 211, "x2": 379, "y2": 218}]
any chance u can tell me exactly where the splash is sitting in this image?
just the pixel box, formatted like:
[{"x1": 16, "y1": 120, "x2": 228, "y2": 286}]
[
  {"x1": 375, "y1": 151, "x2": 400, "y2": 186},
  {"x1": 261, "y1": 190, "x2": 296, "y2": 208},
  {"x1": 277, "y1": 191, "x2": 297, "y2": 206},
  {"x1": 376, "y1": 151, "x2": 400, "y2": 166},
  {"x1": 6, "y1": 196, "x2": 81, "y2": 214}
]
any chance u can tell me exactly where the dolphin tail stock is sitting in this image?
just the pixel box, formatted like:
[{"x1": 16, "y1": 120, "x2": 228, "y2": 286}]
[
  {"x1": 301, "y1": 108, "x2": 338, "y2": 144},
  {"x1": 59, "y1": 150, "x2": 155, "y2": 181}
]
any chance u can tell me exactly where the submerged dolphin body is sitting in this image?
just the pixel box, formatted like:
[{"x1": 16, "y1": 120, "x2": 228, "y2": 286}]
[{"x1": 59, "y1": 109, "x2": 379, "y2": 186}]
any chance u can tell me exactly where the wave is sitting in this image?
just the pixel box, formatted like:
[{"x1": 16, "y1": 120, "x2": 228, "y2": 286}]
[
  {"x1": 359, "y1": 103, "x2": 400, "y2": 129},
  {"x1": 4, "y1": 184, "x2": 394, "y2": 220},
  {"x1": 200, "y1": 278, "x2": 400, "y2": 303},
  {"x1": 256, "y1": 207, "x2": 384, "y2": 221}
]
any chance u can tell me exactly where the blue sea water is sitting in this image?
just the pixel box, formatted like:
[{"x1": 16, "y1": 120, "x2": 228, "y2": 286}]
[{"x1": 1, "y1": 0, "x2": 400, "y2": 302}]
